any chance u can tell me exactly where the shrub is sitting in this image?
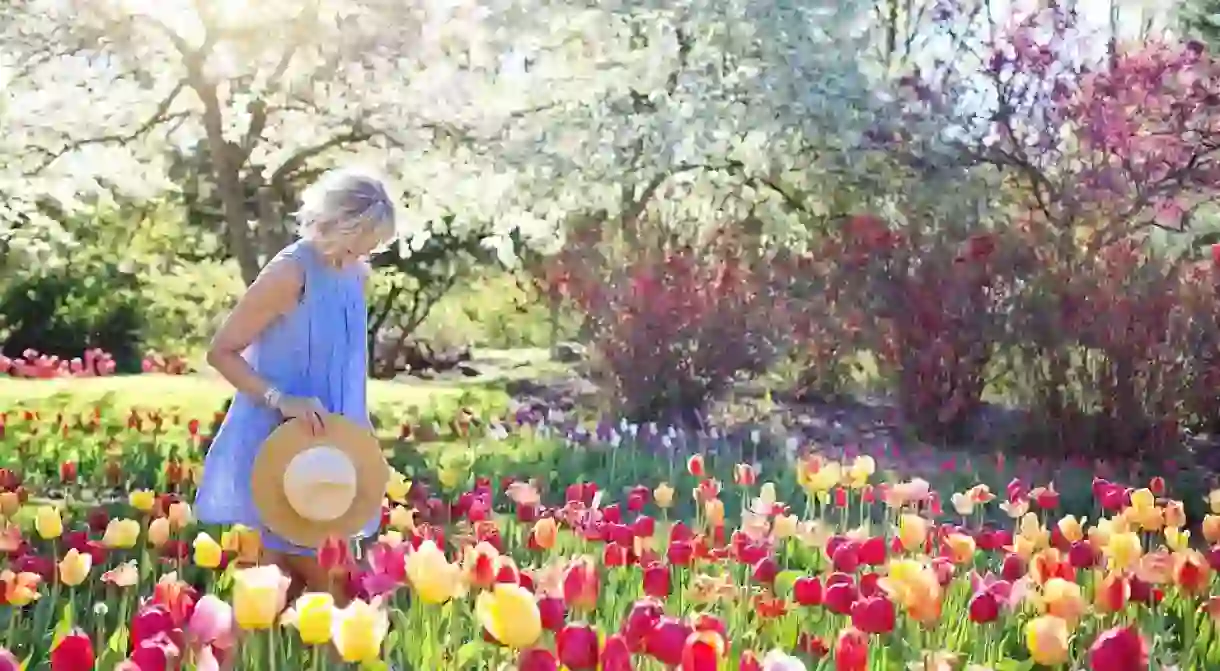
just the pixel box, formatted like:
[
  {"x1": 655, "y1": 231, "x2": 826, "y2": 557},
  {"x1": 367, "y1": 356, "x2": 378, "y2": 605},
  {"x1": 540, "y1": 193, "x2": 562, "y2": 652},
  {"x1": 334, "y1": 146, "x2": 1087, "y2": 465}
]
[
  {"x1": 805, "y1": 215, "x2": 1016, "y2": 444},
  {"x1": 556, "y1": 233, "x2": 787, "y2": 424},
  {"x1": 0, "y1": 265, "x2": 147, "y2": 373}
]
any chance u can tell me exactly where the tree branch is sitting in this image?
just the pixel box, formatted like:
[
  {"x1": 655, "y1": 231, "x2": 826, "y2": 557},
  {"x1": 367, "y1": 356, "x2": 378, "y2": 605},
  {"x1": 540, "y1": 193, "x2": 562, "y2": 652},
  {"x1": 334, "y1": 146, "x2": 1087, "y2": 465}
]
[{"x1": 26, "y1": 83, "x2": 188, "y2": 175}]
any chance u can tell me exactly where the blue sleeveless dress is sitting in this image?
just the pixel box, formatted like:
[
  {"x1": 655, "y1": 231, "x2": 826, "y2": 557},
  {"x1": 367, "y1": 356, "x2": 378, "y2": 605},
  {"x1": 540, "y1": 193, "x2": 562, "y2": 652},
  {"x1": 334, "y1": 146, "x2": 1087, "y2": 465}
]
[{"x1": 194, "y1": 240, "x2": 378, "y2": 556}]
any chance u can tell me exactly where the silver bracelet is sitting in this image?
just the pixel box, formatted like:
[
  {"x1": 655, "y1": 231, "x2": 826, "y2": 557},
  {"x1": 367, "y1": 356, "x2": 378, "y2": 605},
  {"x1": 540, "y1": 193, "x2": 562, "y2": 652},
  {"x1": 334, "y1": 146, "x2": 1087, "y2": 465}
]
[{"x1": 263, "y1": 387, "x2": 283, "y2": 410}]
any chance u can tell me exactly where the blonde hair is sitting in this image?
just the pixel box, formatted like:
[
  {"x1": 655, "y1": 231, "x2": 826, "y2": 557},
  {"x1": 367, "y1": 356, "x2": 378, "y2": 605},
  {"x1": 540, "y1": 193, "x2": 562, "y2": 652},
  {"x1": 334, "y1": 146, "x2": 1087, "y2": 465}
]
[{"x1": 295, "y1": 168, "x2": 397, "y2": 252}]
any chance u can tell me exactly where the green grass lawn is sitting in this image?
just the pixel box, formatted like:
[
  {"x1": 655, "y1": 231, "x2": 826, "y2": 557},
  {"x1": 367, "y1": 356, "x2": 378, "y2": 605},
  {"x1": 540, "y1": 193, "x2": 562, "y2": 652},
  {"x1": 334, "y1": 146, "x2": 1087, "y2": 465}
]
[{"x1": 0, "y1": 373, "x2": 509, "y2": 416}]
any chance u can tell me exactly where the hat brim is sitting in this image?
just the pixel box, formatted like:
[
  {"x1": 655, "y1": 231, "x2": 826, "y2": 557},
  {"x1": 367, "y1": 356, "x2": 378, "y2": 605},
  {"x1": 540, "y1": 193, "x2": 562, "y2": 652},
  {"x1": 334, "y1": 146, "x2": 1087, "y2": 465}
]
[{"x1": 251, "y1": 414, "x2": 388, "y2": 550}]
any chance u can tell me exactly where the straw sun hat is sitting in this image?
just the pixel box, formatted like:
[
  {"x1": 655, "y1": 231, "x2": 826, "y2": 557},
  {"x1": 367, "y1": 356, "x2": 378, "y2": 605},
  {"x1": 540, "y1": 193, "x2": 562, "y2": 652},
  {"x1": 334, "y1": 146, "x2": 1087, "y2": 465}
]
[{"x1": 251, "y1": 414, "x2": 389, "y2": 549}]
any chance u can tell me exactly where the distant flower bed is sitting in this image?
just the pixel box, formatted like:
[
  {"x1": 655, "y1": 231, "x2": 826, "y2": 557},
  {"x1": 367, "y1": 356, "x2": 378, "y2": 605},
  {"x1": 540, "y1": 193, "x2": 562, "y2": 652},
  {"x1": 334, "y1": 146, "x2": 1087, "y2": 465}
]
[{"x1": 0, "y1": 350, "x2": 193, "y2": 378}]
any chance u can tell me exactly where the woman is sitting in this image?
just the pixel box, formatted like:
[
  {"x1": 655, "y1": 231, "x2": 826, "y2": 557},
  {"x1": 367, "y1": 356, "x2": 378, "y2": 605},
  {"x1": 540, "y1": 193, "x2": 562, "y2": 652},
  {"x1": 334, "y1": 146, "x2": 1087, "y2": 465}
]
[{"x1": 195, "y1": 168, "x2": 397, "y2": 599}]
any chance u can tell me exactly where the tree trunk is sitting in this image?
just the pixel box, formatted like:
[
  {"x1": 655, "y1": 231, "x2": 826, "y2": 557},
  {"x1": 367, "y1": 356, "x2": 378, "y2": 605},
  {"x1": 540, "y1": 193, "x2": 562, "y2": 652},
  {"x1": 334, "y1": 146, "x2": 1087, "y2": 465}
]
[{"x1": 191, "y1": 76, "x2": 261, "y2": 284}]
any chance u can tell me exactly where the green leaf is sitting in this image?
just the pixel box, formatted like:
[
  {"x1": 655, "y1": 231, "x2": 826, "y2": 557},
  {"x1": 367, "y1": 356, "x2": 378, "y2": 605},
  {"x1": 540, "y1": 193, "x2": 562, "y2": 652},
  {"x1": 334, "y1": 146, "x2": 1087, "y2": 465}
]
[
  {"x1": 455, "y1": 640, "x2": 483, "y2": 668},
  {"x1": 107, "y1": 624, "x2": 129, "y2": 653},
  {"x1": 773, "y1": 570, "x2": 802, "y2": 597},
  {"x1": 50, "y1": 602, "x2": 74, "y2": 649}
]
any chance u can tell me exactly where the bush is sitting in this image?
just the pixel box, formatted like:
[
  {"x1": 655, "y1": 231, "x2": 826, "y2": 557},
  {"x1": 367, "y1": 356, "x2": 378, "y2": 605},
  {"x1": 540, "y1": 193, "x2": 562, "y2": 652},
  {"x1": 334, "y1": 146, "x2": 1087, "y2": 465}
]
[
  {"x1": 0, "y1": 264, "x2": 147, "y2": 373},
  {"x1": 556, "y1": 232, "x2": 787, "y2": 424}
]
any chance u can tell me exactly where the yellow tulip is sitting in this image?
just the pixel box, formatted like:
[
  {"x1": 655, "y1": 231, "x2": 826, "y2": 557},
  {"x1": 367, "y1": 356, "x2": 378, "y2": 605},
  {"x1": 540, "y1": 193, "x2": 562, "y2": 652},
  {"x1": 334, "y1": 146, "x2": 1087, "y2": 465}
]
[
  {"x1": 1104, "y1": 532, "x2": 1143, "y2": 572},
  {"x1": 147, "y1": 518, "x2": 171, "y2": 548},
  {"x1": 896, "y1": 514, "x2": 929, "y2": 552},
  {"x1": 1018, "y1": 513, "x2": 1049, "y2": 549},
  {"x1": 800, "y1": 459, "x2": 841, "y2": 493},
  {"x1": 193, "y1": 532, "x2": 223, "y2": 569},
  {"x1": 232, "y1": 565, "x2": 290, "y2": 630},
  {"x1": 1040, "y1": 578, "x2": 1086, "y2": 628},
  {"x1": 1025, "y1": 615, "x2": 1070, "y2": 665},
  {"x1": 285, "y1": 593, "x2": 335, "y2": 645},
  {"x1": 757, "y1": 482, "x2": 777, "y2": 506},
  {"x1": 475, "y1": 583, "x2": 543, "y2": 648},
  {"x1": 388, "y1": 506, "x2": 415, "y2": 532},
  {"x1": 945, "y1": 533, "x2": 976, "y2": 565},
  {"x1": 128, "y1": 490, "x2": 156, "y2": 513},
  {"x1": 654, "y1": 483, "x2": 675, "y2": 509},
  {"x1": 332, "y1": 598, "x2": 389, "y2": 663},
  {"x1": 405, "y1": 540, "x2": 464, "y2": 604},
  {"x1": 1165, "y1": 527, "x2": 1190, "y2": 553},
  {"x1": 1056, "y1": 516, "x2": 1084, "y2": 544},
  {"x1": 880, "y1": 559, "x2": 942, "y2": 623},
  {"x1": 847, "y1": 456, "x2": 875, "y2": 488},
  {"x1": 385, "y1": 470, "x2": 411, "y2": 503},
  {"x1": 101, "y1": 519, "x2": 140, "y2": 549},
  {"x1": 772, "y1": 514, "x2": 798, "y2": 540},
  {"x1": 1129, "y1": 488, "x2": 1155, "y2": 511},
  {"x1": 1208, "y1": 489, "x2": 1220, "y2": 514},
  {"x1": 57, "y1": 549, "x2": 92, "y2": 587},
  {"x1": 34, "y1": 506, "x2": 63, "y2": 540},
  {"x1": 1164, "y1": 501, "x2": 1186, "y2": 528},
  {"x1": 220, "y1": 525, "x2": 262, "y2": 565},
  {"x1": 437, "y1": 466, "x2": 462, "y2": 489}
]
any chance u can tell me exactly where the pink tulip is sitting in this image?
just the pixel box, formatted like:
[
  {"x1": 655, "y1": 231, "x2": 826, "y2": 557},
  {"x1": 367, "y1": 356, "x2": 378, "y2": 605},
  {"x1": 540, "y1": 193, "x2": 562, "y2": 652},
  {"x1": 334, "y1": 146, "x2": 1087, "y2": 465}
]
[{"x1": 188, "y1": 596, "x2": 234, "y2": 648}]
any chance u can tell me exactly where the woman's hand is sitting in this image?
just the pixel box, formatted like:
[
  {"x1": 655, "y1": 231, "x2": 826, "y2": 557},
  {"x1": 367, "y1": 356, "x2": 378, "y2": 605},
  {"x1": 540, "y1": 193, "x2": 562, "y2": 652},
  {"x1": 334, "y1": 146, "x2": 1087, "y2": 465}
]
[{"x1": 275, "y1": 395, "x2": 327, "y2": 435}]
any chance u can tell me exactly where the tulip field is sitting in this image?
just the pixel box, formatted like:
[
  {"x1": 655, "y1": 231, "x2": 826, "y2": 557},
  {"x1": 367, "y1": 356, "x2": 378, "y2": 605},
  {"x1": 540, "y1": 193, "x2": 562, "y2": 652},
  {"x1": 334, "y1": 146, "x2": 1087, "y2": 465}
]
[{"x1": 0, "y1": 391, "x2": 1218, "y2": 670}]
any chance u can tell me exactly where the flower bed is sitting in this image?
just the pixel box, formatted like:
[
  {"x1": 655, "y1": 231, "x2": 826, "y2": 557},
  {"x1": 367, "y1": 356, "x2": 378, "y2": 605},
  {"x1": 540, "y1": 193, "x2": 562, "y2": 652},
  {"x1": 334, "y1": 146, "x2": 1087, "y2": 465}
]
[{"x1": 0, "y1": 407, "x2": 1216, "y2": 669}]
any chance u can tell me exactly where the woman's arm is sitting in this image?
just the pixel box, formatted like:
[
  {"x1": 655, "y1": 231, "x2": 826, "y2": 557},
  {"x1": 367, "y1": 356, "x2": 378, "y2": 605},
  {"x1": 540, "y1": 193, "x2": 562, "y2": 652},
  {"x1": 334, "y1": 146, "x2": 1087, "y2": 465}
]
[{"x1": 206, "y1": 257, "x2": 303, "y2": 401}]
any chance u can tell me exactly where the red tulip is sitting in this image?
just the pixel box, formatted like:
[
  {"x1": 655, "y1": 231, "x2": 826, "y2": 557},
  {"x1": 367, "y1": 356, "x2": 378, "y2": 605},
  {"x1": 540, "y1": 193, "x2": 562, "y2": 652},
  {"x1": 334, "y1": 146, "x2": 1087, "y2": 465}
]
[
  {"x1": 832, "y1": 542, "x2": 861, "y2": 573},
  {"x1": 680, "y1": 630, "x2": 724, "y2": 671},
  {"x1": 1000, "y1": 553, "x2": 1025, "y2": 582},
  {"x1": 687, "y1": 455, "x2": 706, "y2": 477},
  {"x1": 968, "y1": 590, "x2": 999, "y2": 623},
  {"x1": 793, "y1": 576, "x2": 823, "y2": 606},
  {"x1": 632, "y1": 515, "x2": 656, "y2": 538},
  {"x1": 1056, "y1": 537, "x2": 1090, "y2": 565},
  {"x1": 645, "y1": 617, "x2": 693, "y2": 667},
  {"x1": 667, "y1": 541, "x2": 695, "y2": 566},
  {"x1": 317, "y1": 535, "x2": 352, "y2": 574},
  {"x1": 849, "y1": 596, "x2": 895, "y2": 634},
  {"x1": 131, "y1": 605, "x2": 176, "y2": 648},
  {"x1": 824, "y1": 581, "x2": 858, "y2": 615},
  {"x1": 858, "y1": 536, "x2": 886, "y2": 565},
  {"x1": 692, "y1": 613, "x2": 726, "y2": 641},
  {"x1": 59, "y1": 461, "x2": 77, "y2": 484},
  {"x1": 834, "y1": 627, "x2": 869, "y2": 671},
  {"x1": 130, "y1": 631, "x2": 180, "y2": 671},
  {"x1": 858, "y1": 572, "x2": 881, "y2": 598},
  {"x1": 602, "y1": 634, "x2": 634, "y2": 671},
  {"x1": 751, "y1": 556, "x2": 779, "y2": 585},
  {"x1": 518, "y1": 648, "x2": 559, "y2": 671},
  {"x1": 537, "y1": 596, "x2": 566, "y2": 632},
  {"x1": 603, "y1": 543, "x2": 629, "y2": 568},
  {"x1": 50, "y1": 629, "x2": 94, "y2": 671},
  {"x1": 738, "y1": 650, "x2": 762, "y2": 671},
  {"x1": 562, "y1": 557, "x2": 600, "y2": 611},
  {"x1": 557, "y1": 623, "x2": 600, "y2": 670},
  {"x1": 642, "y1": 563, "x2": 671, "y2": 598},
  {"x1": 621, "y1": 599, "x2": 664, "y2": 652},
  {"x1": 1088, "y1": 626, "x2": 1148, "y2": 671},
  {"x1": 1149, "y1": 477, "x2": 1165, "y2": 496}
]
